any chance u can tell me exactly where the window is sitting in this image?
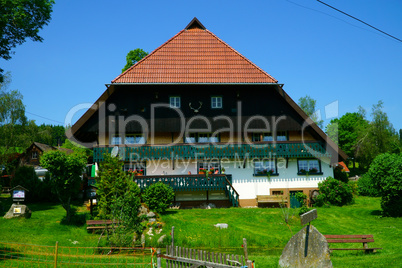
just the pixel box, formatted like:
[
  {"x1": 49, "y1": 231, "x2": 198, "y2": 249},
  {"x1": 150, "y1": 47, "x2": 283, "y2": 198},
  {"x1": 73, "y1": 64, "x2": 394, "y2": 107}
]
[
  {"x1": 252, "y1": 133, "x2": 273, "y2": 142},
  {"x1": 184, "y1": 133, "x2": 196, "y2": 143},
  {"x1": 125, "y1": 134, "x2": 145, "y2": 144},
  {"x1": 254, "y1": 160, "x2": 277, "y2": 176},
  {"x1": 184, "y1": 133, "x2": 219, "y2": 143},
  {"x1": 124, "y1": 162, "x2": 146, "y2": 176},
  {"x1": 32, "y1": 151, "x2": 38, "y2": 159},
  {"x1": 198, "y1": 161, "x2": 220, "y2": 174},
  {"x1": 170, "y1": 96, "x2": 180, "y2": 108},
  {"x1": 110, "y1": 135, "x2": 122, "y2": 145},
  {"x1": 211, "y1": 96, "x2": 222, "y2": 108},
  {"x1": 251, "y1": 131, "x2": 287, "y2": 142},
  {"x1": 276, "y1": 131, "x2": 287, "y2": 141},
  {"x1": 297, "y1": 159, "x2": 321, "y2": 174}
]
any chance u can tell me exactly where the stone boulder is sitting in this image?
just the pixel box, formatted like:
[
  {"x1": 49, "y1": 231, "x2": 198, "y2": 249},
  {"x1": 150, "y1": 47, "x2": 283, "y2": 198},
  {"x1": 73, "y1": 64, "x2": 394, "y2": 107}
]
[
  {"x1": 279, "y1": 225, "x2": 332, "y2": 268},
  {"x1": 4, "y1": 204, "x2": 31, "y2": 219}
]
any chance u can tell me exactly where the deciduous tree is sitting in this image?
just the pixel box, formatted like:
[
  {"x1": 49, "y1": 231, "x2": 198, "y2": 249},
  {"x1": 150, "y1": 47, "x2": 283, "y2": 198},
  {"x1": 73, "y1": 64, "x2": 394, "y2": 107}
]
[
  {"x1": 121, "y1": 48, "x2": 148, "y2": 73},
  {"x1": 40, "y1": 150, "x2": 87, "y2": 223},
  {"x1": 0, "y1": 0, "x2": 55, "y2": 82},
  {"x1": 298, "y1": 95, "x2": 324, "y2": 128}
]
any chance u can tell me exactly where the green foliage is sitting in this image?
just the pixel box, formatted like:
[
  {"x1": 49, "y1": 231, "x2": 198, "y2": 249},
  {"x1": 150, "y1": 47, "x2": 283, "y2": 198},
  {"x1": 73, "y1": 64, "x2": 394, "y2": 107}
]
[
  {"x1": 355, "y1": 101, "x2": 401, "y2": 168},
  {"x1": 297, "y1": 95, "x2": 323, "y2": 128},
  {"x1": 357, "y1": 174, "x2": 380, "y2": 197},
  {"x1": 121, "y1": 48, "x2": 148, "y2": 73},
  {"x1": 294, "y1": 192, "x2": 310, "y2": 215},
  {"x1": 333, "y1": 165, "x2": 349, "y2": 183},
  {"x1": 40, "y1": 151, "x2": 87, "y2": 223},
  {"x1": 326, "y1": 112, "x2": 368, "y2": 161},
  {"x1": 365, "y1": 153, "x2": 402, "y2": 217},
  {"x1": 0, "y1": 0, "x2": 55, "y2": 82},
  {"x1": 318, "y1": 177, "x2": 354, "y2": 206},
  {"x1": 312, "y1": 193, "x2": 326, "y2": 207},
  {"x1": 11, "y1": 166, "x2": 56, "y2": 202},
  {"x1": 96, "y1": 154, "x2": 142, "y2": 243},
  {"x1": 142, "y1": 182, "x2": 174, "y2": 214},
  {"x1": 0, "y1": 74, "x2": 66, "y2": 168}
]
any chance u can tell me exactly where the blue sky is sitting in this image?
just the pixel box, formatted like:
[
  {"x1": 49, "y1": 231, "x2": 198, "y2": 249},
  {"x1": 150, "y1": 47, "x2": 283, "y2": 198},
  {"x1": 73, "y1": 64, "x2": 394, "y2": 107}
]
[{"x1": 2, "y1": 0, "x2": 402, "y2": 132}]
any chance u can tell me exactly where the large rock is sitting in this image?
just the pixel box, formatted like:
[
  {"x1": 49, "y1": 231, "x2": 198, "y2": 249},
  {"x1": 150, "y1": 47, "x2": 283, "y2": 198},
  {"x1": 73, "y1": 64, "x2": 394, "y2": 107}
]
[
  {"x1": 279, "y1": 225, "x2": 332, "y2": 268},
  {"x1": 4, "y1": 204, "x2": 31, "y2": 219}
]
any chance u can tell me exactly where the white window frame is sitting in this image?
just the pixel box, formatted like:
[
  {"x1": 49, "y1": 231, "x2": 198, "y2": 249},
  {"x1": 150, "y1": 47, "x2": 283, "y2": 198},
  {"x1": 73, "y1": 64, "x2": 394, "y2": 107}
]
[
  {"x1": 211, "y1": 96, "x2": 222, "y2": 109},
  {"x1": 297, "y1": 159, "x2": 321, "y2": 174},
  {"x1": 170, "y1": 96, "x2": 181, "y2": 108},
  {"x1": 253, "y1": 159, "x2": 277, "y2": 176}
]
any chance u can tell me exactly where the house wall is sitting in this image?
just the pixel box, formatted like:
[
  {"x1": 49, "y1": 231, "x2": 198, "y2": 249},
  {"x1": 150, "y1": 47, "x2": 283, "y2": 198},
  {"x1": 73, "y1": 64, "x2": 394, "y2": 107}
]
[
  {"x1": 225, "y1": 157, "x2": 332, "y2": 207},
  {"x1": 142, "y1": 156, "x2": 332, "y2": 207}
]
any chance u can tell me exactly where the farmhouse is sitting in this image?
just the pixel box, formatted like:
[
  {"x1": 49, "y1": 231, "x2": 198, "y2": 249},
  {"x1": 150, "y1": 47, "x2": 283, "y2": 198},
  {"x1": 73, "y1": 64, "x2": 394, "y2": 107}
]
[{"x1": 69, "y1": 18, "x2": 347, "y2": 208}]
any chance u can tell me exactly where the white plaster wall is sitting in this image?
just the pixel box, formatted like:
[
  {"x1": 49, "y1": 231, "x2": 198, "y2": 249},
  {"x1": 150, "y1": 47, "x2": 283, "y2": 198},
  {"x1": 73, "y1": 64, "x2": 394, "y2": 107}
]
[
  {"x1": 143, "y1": 157, "x2": 334, "y2": 201},
  {"x1": 226, "y1": 157, "x2": 333, "y2": 200}
]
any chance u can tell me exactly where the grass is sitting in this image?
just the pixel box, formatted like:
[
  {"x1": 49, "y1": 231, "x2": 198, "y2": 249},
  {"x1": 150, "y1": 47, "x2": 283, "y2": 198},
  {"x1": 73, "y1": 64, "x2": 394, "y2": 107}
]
[{"x1": 1, "y1": 194, "x2": 401, "y2": 267}]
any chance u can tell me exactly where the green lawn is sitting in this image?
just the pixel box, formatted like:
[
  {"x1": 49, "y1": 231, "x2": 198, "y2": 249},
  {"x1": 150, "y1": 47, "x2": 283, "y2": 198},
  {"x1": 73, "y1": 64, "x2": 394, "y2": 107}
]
[{"x1": 1, "y1": 194, "x2": 401, "y2": 267}]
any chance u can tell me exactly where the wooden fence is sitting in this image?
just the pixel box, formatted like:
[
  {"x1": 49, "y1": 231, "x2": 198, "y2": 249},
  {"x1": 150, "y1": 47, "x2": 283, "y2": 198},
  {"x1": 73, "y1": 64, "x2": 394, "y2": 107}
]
[{"x1": 157, "y1": 246, "x2": 249, "y2": 268}]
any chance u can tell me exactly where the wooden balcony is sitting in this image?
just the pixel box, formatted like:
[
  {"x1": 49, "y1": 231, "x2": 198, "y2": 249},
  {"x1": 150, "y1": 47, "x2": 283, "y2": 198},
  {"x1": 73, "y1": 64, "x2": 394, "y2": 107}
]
[{"x1": 133, "y1": 174, "x2": 239, "y2": 207}]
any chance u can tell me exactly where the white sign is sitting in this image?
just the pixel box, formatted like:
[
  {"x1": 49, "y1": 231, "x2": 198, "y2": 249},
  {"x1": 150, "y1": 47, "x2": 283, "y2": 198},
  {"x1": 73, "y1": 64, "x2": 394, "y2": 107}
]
[{"x1": 13, "y1": 190, "x2": 25, "y2": 199}]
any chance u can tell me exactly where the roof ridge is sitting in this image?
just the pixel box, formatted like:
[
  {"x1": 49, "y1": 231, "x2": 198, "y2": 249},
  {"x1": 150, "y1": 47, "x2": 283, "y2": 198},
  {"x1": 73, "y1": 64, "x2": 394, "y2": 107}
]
[
  {"x1": 112, "y1": 29, "x2": 186, "y2": 83},
  {"x1": 205, "y1": 29, "x2": 278, "y2": 83}
]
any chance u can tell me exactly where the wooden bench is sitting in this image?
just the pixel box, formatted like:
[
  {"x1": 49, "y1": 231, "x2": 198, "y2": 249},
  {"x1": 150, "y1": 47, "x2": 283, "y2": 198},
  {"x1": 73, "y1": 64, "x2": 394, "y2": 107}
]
[
  {"x1": 86, "y1": 220, "x2": 119, "y2": 233},
  {"x1": 257, "y1": 195, "x2": 287, "y2": 204},
  {"x1": 324, "y1": 235, "x2": 382, "y2": 253}
]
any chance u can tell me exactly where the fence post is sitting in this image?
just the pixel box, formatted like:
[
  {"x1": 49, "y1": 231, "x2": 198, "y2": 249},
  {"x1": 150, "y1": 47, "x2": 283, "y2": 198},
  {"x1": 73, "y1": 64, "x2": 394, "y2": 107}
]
[
  {"x1": 243, "y1": 238, "x2": 248, "y2": 261},
  {"x1": 157, "y1": 248, "x2": 161, "y2": 268},
  {"x1": 171, "y1": 226, "x2": 175, "y2": 256},
  {"x1": 54, "y1": 241, "x2": 59, "y2": 268}
]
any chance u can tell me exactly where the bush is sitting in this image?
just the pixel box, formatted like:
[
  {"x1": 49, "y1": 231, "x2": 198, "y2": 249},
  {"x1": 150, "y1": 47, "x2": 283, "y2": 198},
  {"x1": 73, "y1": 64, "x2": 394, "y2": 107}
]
[
  {"x1": 318, "y1": 177, "x2": 354, "y2": 206},
  {"x1": 294, "y1": 192, "x2": 310, "y2": 215},
  {"x1": 142, "y1": 182, "x2": 174, "y2": 214},
  {"x1": 365, "y1": 153, "x2": 402, "y2": 217},
  {"x1": 312, "y1": 194, "x2": 326, "y2": 207},
  {"x1": 357, "y1": 174, "x2": 380, "y2": 197}
]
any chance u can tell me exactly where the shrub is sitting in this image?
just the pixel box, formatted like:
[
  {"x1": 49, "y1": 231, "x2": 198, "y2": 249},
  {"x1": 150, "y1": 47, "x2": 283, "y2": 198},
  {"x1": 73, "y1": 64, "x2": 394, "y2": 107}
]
[
  {"x1": 318, "y1": 177, "x2": 354, "y2": 206},
  {"x1": 312, "y1": 194, "x2": 326, "y2": 207},
  {"x1": 294, "y1": 192, "x2": 310, "y2": 215},
  {"x1": 357, "y1": 174, "x2": 380, "y2": 197},
  {"x1": 142, "y1": 182, "x2": 174, "y2": 214},
  {"x1": 365, "y1": 153, "x2": 402, "y2": 217}
]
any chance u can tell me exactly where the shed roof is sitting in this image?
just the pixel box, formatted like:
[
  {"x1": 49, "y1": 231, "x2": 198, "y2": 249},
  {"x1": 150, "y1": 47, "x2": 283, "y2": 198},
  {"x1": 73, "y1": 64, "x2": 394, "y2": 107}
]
[{"x1": 112, "y1": 17, "x2": 277, "y2": 84}]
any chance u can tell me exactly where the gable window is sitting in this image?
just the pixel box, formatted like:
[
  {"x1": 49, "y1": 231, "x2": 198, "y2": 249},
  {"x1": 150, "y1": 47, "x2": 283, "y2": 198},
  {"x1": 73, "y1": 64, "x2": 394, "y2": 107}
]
[
  {"x1": 254, "y1": 159, "x2": 278, "y2": 176},
  {"x1": 125, "y1": 134, "x2": 145, "y2": 145},
  {"x1": 297, "y1": 159, "x2": 321, "y2": 175},
  {"x1": 32, "y1": 151, "x2": 38, "y2": 159},
  {"x1": 170, "y1": 96, "x2": 181, "y2": 108},
  {"x1": 211, "y1": 96, "x2": 222, "y2": 109}
]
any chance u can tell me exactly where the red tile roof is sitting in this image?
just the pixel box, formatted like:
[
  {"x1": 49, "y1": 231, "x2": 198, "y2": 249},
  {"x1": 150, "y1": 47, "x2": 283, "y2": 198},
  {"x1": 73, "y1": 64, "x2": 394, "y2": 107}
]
[{"x1": 112, "y1": 18, "x2": 277, "y2": 84}]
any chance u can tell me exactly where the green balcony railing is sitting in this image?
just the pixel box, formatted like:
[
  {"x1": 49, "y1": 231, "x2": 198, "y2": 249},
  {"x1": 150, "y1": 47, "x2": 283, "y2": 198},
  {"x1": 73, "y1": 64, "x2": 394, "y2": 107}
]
[
  {"x1": 133, "y1": 174, "x2": 239, "y2": 207},
  {"x1": 93, "y1": 142, "x2": 331, "y2": 162}
]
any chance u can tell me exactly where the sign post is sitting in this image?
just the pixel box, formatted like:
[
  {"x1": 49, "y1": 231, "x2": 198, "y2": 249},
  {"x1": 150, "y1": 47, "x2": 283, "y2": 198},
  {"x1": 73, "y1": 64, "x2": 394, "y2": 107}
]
[{"x1": 300, "y1": 209, "x2": 317, "y2": 257}]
